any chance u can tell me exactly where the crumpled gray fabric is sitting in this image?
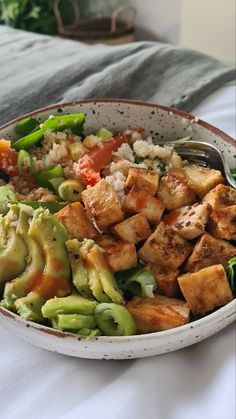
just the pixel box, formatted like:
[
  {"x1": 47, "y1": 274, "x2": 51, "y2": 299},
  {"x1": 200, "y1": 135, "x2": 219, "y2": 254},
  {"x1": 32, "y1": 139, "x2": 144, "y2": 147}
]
[{"x1": 0, "y1": 25, "x2": 235, "y2": 125}]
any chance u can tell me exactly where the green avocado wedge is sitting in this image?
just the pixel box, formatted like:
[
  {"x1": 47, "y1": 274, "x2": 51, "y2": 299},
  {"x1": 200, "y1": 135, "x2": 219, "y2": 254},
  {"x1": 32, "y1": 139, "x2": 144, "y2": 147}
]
[
  {"x1": 1, "y1": 205, "x2": 45, "y2": 311},
  {"x1": 0, "y1": 206, "x2": 28, "y2": 285},
  {"x1": 15, "y1": 207, "x2": 71, "y2": 321}
]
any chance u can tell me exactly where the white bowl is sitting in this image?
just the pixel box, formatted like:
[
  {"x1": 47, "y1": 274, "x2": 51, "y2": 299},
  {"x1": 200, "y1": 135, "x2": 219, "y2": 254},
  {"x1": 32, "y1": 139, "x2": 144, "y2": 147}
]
[{"x1": 0, "y1": 99, "x2": 235, "y2": 359}]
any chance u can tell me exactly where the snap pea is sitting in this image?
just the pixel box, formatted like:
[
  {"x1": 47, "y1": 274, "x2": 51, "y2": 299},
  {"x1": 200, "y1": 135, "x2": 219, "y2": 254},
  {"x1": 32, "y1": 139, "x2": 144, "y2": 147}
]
[
  {"x1": 15, "y1": 117, "x2": 39, "y2": 136},
  {"x1": 17, "y1": 150, "x2": 35, "y2": 176},
  {"x1": 58, "y1": 179, "x2": 85, "y2": 202},
  {"x1": 35, "y1": 164, "x2": 64, "y2": 192},
  {"x1": 13, "y1": 113, "x2": 85, "y2": 151}
]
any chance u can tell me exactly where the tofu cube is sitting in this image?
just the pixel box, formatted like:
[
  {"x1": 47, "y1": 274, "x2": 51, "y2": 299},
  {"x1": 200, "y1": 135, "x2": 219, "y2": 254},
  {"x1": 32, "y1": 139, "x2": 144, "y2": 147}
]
[
  {"x1": 157, "y1": 169, "x2": 196, "y2": 210},
  {"x1": 185, "y1": 233, "x2": 236, "y2": 272},
  {"x1": 124, "y1": 186, "x2": 165, "y2": 224},
  {"x1": 126, "y1": 295, "x2": 190, "y2": 333},
  {"x1": 54, "y1": 202, "x2": 99, "y2": 241},
  {"x1": 182, "y1": 164, "x2": 224, "y2": 198},
  {"x1": 145, "y1": 263, "x2": 179, "y2": 298},
  {"x1": 203, "y1": 184, "x2": 236, "y2": 210},
  {"x1": 209, "y1": 205, "x2": 236, "y2": 240},
  {"x1": 138, "y1": 222, "x2": 193, "y2": 269},
  {"x1": 96, "y1": 235, "x2": 137, "y2": 272},
  {"x1": 82, "y1": 179, "x2": 123, "y2": 230},
  {"x1": 112, "y1": 213, "x2": 151, "y2": 244},
  {"x1": 163, "y1": 202, "x2": 211, "y2": 240},
  {"x1": 125, "y1": 167, "x2": 160, "y2": 195},
  {"x1": 178, "y1": 264, "x2": 233, "y2": 315}
]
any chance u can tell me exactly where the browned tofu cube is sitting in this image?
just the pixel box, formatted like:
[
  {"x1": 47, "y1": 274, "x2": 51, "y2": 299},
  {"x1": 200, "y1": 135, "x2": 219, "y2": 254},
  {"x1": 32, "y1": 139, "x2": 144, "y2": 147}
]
[
  {"x1": 125, "y1": 167, "x2": 160, "y2": 195},
  {"x1": 126, "y1": 295, "x2": 190, "y2": 333},
  {"x1": 203, "y1": 184, "x2": 236, "y2": 210},
  {"x1": 112, "y1": 213, "x2": 151, "y2": 244},
  {"x1": 138, "y1": 222, "x2": 193, "y2": 269},
  {"x1": 157, "y1": 169, "x2": 196, "y2": 210},
  {"x1": 185, "y1": 233, "x2": 236, "y2": 272},
  {"x1": 124, "y1": 186, "x2": 165, "y2": 224},
  {"x1": 209, "y1": 205, "x2": 236, "y2": 240},
  {"x1": 182, "y1": 164, "x2": 224, "y2": 198},
  {"x1": 145, "y1": 263, "x2": 179, "y2": 297},
  {"x1": 163, "y1": 202, "x2": 211, "y2": 240},
  {"x1": 82, "y1": 179, "x2": 123, "y2": 230},
  {"x1": 54, "y1": 202, "x2": 99, "y2": 240},
  {"x1": 178, "y1": 264, "x2": 233, "y2": 315},
  {"x1": 96, "y1": 235, "x2": 137, "y2": 272}
]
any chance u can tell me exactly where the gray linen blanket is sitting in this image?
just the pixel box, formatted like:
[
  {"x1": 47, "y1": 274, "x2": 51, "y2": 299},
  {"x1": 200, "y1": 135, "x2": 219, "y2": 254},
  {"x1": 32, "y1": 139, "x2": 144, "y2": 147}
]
[{"x1": 0, "y1": 25, "x2": 235, "y2": 125}]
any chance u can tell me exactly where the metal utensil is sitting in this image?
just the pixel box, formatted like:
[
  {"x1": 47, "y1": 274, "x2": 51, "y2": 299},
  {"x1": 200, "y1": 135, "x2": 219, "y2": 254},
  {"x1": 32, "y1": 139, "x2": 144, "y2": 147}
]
[{"x1": 153, "y1": 140, "x2": 236, "y2": 189}]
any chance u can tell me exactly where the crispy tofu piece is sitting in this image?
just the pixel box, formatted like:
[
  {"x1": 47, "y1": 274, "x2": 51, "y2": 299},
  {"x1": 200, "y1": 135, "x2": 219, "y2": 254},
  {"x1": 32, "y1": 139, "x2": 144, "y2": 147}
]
[
  {"x1": 138, "y1": 222, "x2": 193, "y2": 269},
  {"x1": 82, "y1": 179, "x2": 123, "y2": 230},
  {"x1": 185, "y1": 233, "x2": 236, "y2": 272},
  {"x1": 157, "y1": 169, "x2": 196, "y2": 210},
  {"x1": 112, "y1": 213, "x2": 151, "y2": 244},
  {"x1": 203, "y1": 184, "x2": 236, "y2": 210},
  {"x1": 125, "y1": 167, "x2": 160, "y2": 195},
  {"x1": 182, "y1": 164, "x2": 224, "y2": 198},
  {"x1": 163, "y1": 202, "x2": 211, "y2": 240},
  {"x1": 209, "y1": 205, "x2": 236, "y2": 240},
  {"x1": 124, "y1": 186, "x2": 165, "y2": 224},
  {"x1": 54, "y1": 202, "x2": 99, "y2": 241},
  {"x1": 145, "y1": 263, "x2": 179, "y2": 298},
  {"x1": 178, "y1": 264, "x2": 233, "y2": 315},
  {"x1": 126, "y1": 295, "x2": 190, "y2": 333},
  {"x1": 96, "y1": 235, "x2": 137, "y2": 272}
]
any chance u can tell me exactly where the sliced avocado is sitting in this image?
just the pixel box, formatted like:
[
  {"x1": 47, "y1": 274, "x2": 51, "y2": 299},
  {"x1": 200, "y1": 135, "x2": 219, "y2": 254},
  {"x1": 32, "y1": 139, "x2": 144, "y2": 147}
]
[
  {"x1": 0, "y1": 206, "x2": 28, "y2": 285},
  {"x1": 15, "y1": 292, "x2": 45, "y2": 322},
  {"x1": 15, "y1": 208, "x2": 71, "y2": 321},
  {"x1": 66, "y1": 239, "x2": 93, "y2": 299},
  {"x1": 1, "y1": 205, "x2": 45, "y2": 311}
]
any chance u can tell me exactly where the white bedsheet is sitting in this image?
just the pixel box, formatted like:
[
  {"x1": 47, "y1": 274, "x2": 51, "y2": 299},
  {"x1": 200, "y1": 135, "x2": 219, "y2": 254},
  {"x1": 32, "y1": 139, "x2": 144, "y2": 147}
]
[{"x1": 0, "y1": 83, "x2": 235, "y2": 419}]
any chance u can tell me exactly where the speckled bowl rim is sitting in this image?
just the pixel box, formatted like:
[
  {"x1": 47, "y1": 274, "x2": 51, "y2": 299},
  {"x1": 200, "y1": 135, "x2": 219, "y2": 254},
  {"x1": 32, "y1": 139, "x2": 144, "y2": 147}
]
[{"x1": 0, "y1": 98, "x2": 235, "y2": 345}]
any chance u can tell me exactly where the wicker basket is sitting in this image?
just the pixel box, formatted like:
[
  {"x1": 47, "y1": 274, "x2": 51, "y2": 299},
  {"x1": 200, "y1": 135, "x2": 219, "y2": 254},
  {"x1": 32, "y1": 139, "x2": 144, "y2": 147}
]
[{"x1": 53, "y1": 0, "x2": 136, "y2": 45}]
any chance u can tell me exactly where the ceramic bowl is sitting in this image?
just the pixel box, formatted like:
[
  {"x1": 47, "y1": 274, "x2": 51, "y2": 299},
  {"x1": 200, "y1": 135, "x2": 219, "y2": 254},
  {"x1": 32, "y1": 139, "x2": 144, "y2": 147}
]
[{"x1": 0, "y1": 99, "x2": 235, "y2": 359}]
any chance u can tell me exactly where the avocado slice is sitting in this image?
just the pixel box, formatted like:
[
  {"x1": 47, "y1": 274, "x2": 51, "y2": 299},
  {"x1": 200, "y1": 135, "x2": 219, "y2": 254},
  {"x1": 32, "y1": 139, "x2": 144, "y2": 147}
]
[
  {"x1": 1, "y1": 205, "x2": 45, "y2": 311},
  {"x1": 66, "y1": 239, "x2": 93, "y2": 300},
  {"x1": 0, "y1": 206, "x2": 28, "y2": 285},
  {"x1": 15, "y1": 208, "x2": 71, "y2": 321}
]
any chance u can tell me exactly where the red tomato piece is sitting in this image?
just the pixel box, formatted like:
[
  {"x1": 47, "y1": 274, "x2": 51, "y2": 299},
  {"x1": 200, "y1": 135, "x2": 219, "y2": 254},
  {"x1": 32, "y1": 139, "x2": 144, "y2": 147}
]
[{"x1": 76, "y1": 134, "x2": 130, "y2": 186}]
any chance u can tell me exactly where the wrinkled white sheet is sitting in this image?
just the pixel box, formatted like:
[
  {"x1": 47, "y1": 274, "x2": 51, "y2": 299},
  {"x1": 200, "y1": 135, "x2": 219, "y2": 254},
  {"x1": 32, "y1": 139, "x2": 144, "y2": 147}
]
[{"x1": 0, "y1": 83, "x2": 235, "y2": 419}]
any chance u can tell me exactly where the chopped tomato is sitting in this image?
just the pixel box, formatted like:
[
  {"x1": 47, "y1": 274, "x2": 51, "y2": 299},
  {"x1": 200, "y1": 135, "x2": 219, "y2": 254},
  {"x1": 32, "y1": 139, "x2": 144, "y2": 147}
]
[
  {"x1": 0, "y1": 140, "x2": 18, "y2": 176},
  {"x1": 76, "y1": 134, "x2": 130, "y2": 186}
]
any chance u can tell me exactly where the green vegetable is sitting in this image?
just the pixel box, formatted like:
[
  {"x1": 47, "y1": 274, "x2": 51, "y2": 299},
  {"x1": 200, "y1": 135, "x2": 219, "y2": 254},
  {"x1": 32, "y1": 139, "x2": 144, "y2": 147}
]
[
  {"x1": 42, "y1": 295, "x2": 98, "y2": 319},
  {"x1": 52, "y1": 314, "x2": 96, "y2": 331},
  {"x1": 96, "y1": 128, "x2": 113, "y2": 141},
  {"x1": 16, "y1": 117, "x2": 39, "y2": 136},
  {"x1": 1, "y1": 204, "x2": 45, "y2": 311},
  {"x1": 66, "y1": 239, "x2": 124, "y2": 304},
  {"x1": 13, "y1": 128, "x2": 44, "y2": 151},
  {"x1": 18, "y1": 201, "x2": 67, "y2": 214},
  {"x1": 125, "y1": 269, "x2": 156, "y2": 298},
  {"x1": 95, "y1": 303, "x2": 137, "y2": 336},
  {"x1": 58, "y1": 179, "x2": 85, "y2": 202},
  {"x1": 13, "y1": 113, "x2": 85, "y2": 151},
  {"x1": 42, "y1": 114, "x2": 85, "y2": 136},
  {"x1": 227, "y1": 257, "x2": 236, "y2": 294},
  {"x1": 17, "y1": 150, "x2": 34, "y2": 176},
  {"x1": 0, "y1": 186, "x2": 17, "y2": 202},
  {"x1": 230, "y1": 168, "x2": 236, "y2": 180},
  {"x1": 36, "y1": 164, "x2": 64, "y2": 191}
]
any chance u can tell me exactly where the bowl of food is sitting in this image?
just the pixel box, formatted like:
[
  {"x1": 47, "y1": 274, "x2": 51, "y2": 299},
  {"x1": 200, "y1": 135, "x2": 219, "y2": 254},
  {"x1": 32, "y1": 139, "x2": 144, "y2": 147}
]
[{"x1": 0, "y1": 99, "x2": 235, "y2": 359}]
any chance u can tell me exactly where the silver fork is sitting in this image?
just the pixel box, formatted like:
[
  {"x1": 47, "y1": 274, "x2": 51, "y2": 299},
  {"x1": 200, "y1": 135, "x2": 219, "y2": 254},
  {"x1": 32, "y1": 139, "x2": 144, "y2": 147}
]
[{"x1": 153, "y1": 140, "x2": 236, "y2": 189}]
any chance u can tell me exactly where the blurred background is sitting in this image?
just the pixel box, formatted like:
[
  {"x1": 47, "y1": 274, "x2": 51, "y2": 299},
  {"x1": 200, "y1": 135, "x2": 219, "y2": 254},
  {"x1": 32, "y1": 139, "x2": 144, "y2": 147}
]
[{"x1": 0, "y1": 0, "x2": 235, "y2": 65}]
